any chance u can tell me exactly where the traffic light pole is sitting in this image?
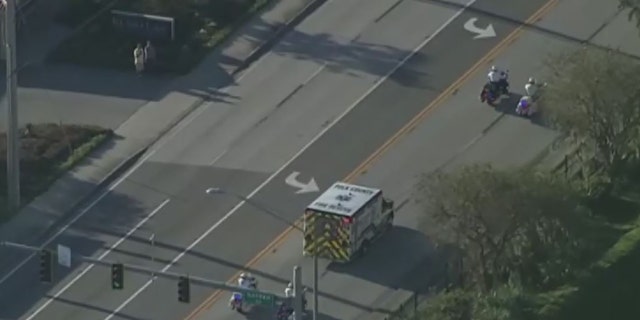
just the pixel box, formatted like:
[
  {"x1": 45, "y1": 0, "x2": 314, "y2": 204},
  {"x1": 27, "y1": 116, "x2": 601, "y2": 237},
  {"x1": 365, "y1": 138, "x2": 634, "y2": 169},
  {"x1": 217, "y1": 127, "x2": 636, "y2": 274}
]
[
  {"x1": 293, "y1": 265, "x2": 303, "y2": 320},
  {"x1": 1, "y1": 241, "x2": 289, "y2": 301}
]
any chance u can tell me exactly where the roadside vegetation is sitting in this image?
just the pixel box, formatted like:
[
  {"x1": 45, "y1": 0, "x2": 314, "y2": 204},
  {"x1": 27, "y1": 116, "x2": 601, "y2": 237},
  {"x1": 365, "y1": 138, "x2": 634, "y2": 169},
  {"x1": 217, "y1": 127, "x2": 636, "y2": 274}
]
[
  {"x1": 389, "y1": 2, "x2": 640, "y2": 318},
  {"x1": 0, "y1": 124, "x2": 113, "y2": 220},
  {"x1": 49, "y1": 0, "x2": 272, "y2": 74}
]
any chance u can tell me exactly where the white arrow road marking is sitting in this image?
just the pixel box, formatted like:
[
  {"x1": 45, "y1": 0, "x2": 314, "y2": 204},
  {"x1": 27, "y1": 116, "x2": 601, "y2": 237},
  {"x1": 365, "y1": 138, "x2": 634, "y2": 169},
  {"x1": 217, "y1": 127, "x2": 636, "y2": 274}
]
[
  {"x1": 285, "y1": 172, "x2": 319, "y2": 194},
  {"x1": 463, "y1": 17, "x2": 496, "y2": 39}
]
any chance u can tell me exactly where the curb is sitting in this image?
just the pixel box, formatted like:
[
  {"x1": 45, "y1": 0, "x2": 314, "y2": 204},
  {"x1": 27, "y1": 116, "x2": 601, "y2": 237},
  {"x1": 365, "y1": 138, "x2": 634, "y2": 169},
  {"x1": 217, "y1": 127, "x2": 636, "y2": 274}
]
[
  {"x1": 524, "y1": 134, "x2": 583, "y2": 173},
  {"x1": 524, "y1": 134, "x2": 565, "y2": 169},
  {"x1": 232, "y1": 0, "x2": 329, "y2": 76}
]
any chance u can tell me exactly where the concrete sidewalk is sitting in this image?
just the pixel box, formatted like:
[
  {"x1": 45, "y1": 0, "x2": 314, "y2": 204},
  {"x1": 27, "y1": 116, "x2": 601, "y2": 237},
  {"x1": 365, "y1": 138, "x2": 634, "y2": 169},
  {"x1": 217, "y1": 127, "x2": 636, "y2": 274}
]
[{"x1": 0, "y1": 0, "x2": 326, "y2": 258}]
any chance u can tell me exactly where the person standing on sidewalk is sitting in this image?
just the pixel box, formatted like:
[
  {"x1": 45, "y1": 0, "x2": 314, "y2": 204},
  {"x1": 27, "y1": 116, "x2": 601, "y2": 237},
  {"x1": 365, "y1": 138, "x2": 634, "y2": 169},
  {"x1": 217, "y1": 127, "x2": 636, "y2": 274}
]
[
  {"x1": 144, "y1": 40, "x2": 156, "y2": 72},
  {"x1": 134, "y1": 43, "x2": 144, "y2": 75}
]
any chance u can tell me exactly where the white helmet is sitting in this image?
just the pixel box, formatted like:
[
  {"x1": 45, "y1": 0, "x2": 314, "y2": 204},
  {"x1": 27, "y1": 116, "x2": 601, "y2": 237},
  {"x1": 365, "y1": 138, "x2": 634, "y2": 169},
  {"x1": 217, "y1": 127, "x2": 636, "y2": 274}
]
[
  {"x1": 528, "y1": 77, "x2": 535, "y2": 84},
  {"x1": 491, "y1": 65, "x2": 498, "y2": 71},
  {"x1": 240, "y1": 273, "x2": 247, "y2": 279},
  {"x1": 287, "y1": 282, "x2": 293, "y2": 288}
]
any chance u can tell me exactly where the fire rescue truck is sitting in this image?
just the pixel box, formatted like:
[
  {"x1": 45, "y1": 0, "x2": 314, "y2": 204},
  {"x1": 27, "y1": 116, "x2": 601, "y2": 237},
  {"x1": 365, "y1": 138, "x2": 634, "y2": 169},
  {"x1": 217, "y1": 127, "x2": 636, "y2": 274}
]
[{"x1": 303, "y1": 182, "x2": 394, "y2": 262}]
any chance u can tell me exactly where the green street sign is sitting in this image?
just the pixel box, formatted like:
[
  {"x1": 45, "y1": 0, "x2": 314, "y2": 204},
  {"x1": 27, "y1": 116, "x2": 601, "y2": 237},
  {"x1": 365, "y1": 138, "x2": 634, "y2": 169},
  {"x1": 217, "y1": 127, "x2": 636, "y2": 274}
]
[{"x1": 243, "y1": 291, "x2": 276, "y2": 306}]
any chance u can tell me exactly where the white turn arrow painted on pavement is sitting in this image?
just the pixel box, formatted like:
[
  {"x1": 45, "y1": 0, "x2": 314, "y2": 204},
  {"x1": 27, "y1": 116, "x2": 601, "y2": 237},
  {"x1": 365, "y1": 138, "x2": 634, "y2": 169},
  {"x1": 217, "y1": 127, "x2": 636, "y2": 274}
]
[
  {"x1": 285, "y1": 172, "x2": 319, "y2": 194},
  {"x1": 463, "y1": 18, "x2": 496, "y2": 39}
]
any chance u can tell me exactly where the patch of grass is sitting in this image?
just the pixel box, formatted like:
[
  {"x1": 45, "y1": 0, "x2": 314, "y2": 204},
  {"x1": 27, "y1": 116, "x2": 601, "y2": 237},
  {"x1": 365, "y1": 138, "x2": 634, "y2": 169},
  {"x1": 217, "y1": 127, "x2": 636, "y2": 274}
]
[
  {"x1": 48, "y1": 0, "x2": 274, "y2": 75},
  {"x1": 534, "y1": 169, "x2": 640, "y2": 319},
  {"x1": 537, "y1": 217, "x2": 640, "y2": 320},
  {"x1": 0, "y1": 124, "x2": 113, "y2": 221},
  {"x1": 58, "y1": 133, "x2": 110, "y2": 171}
]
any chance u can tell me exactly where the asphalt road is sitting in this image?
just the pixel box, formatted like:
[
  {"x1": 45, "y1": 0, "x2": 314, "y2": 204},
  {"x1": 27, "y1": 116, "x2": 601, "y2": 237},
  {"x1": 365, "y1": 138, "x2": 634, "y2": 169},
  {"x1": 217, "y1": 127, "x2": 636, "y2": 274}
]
[
  {"x1": 1, "y1": 0, "x2": 635, "y2": 319},
  {"x1": 193, "y1": 0, "x2": 640, "y2": 320}
]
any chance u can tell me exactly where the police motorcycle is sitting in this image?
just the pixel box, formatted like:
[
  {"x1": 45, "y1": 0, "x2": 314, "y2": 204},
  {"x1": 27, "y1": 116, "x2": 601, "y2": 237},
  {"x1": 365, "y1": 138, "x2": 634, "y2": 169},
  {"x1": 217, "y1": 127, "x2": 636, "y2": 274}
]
[
  {"x1": 480, "y1": 68, "x2": 510, "y2": 106},
  {"x1": 515, "y1": 79, "x2": 546, "y2": 117},
  {"x1": 229, "y1": 273, "x2": 258, "y2": 313},
  {"x1": 515, "y1": 96, "x2": 536, "y2": 116}
]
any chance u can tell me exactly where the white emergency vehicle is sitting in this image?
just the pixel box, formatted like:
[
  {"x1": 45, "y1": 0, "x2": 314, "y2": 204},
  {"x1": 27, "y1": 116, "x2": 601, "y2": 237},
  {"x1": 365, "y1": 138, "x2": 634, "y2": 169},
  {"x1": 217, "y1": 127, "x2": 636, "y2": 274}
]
[{"x1": 302, "y1": 182, "x2": 394, "y2": 262}]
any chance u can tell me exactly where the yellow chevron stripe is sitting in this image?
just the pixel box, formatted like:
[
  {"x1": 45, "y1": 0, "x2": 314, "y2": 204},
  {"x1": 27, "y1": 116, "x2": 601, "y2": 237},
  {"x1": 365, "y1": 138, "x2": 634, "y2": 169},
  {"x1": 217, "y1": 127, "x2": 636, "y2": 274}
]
[{"x1": 304, "y1": 211, "x2": 352, "y2": 261}]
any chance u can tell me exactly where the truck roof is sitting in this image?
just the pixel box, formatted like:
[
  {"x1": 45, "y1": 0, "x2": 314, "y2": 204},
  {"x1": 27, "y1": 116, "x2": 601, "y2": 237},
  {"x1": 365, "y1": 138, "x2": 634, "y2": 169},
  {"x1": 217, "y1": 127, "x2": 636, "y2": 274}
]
[{"x1": 307, "y1": 182, "x2": 381, "y2": 217}]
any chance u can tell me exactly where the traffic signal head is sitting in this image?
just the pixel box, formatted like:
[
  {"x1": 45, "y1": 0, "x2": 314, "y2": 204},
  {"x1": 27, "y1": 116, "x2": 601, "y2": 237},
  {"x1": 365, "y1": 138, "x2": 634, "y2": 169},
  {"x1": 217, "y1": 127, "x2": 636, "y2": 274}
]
[
  {"x1": 111, "y1": 263, "x2": 124, "y2": 290},
  {"x1": 39, "y1": 249, "x2": 53, "y2": 283},
  {"x1": 178, "y1": 276, "x2": 190, "y2": 303}
]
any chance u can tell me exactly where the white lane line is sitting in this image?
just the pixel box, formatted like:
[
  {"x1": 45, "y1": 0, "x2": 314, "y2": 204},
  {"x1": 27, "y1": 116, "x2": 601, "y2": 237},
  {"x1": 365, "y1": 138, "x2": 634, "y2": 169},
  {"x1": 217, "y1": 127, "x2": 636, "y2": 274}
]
[
  {"x1": 0, "y1": 32, "x2": 266, "y2": 289},
  {"x1": 24, "y1": 199, "x2": 171, "y2": 320},
  {"x1": 102, "y1": 0, "x2": 478, "y2": 315},
  {"x1": 208, "y1": 149, "x2": 229, "y2": 166},
  {"x1": 302, "y1": 62, "x2": 327, "y2": 85}
]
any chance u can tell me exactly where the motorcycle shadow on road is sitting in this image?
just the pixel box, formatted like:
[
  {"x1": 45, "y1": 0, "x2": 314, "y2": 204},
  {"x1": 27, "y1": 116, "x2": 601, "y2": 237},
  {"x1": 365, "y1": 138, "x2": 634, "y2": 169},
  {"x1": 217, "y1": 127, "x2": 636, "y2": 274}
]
[{"x1": 326, "y1": 226, "x2": 438, "y2": 294}]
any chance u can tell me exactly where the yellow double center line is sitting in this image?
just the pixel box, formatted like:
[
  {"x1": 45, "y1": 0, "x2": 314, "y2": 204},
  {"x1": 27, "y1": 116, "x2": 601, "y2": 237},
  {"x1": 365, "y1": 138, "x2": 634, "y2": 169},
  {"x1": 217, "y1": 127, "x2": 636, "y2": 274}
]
[{"x1": 184, "y1": 0, "x2": 559, "y2": 318}]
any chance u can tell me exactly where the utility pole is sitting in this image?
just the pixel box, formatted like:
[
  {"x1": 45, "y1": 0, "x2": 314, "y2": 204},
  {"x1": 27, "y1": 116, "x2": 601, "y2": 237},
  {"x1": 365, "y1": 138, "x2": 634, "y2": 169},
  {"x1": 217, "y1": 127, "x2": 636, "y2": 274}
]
[
  {"x1": 5, "y1": 0, "x2": 20, "y2": 213},
  {"x1": 293, "y1": 265, "x2": 303, "y2": 320},
  {"x1": 313, "y1": 253, "x2": 318, "y2": 320}
]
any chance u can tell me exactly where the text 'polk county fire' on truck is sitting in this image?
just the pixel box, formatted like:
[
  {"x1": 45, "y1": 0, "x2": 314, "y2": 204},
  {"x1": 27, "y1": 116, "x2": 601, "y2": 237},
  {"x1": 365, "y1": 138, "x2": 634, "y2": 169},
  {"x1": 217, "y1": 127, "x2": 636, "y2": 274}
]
[{"x1": 302, "y1": 182, "x2": 394, "y2": 263}]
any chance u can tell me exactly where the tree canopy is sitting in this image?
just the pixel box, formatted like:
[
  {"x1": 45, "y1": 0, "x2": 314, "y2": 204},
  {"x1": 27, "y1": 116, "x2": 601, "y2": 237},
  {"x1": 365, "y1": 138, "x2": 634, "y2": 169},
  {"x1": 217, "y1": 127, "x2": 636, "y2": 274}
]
[
  {"x1": 415, "y1": 164, "x2": 598, "y2": 292},
  {"x1": 619, "y1": 0, "x2": 640, "y2": 30},
  {"x1": 541, "y1": 47, "x2": 640, "y2": 184}
]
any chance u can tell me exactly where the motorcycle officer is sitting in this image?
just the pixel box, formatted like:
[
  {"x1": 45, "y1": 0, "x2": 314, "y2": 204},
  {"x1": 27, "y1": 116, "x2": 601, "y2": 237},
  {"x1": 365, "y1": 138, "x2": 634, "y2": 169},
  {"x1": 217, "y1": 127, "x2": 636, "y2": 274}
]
[
  {"x1": 487, "y1": 66, "x2": 509, "y2": 94},
  {"x1": 285, "y1": 282, "x2": 294, "y2": 298},
  {"x1": 283, "y1": 282, "x2": 308, "y2": 309},
  {"x1": 525, "y1": 77, "x2": 543, "y2": 100},
  {"x1": 487, "y1": 66, "x2": 501, "y2": 90},
  {"x1": 238, "y1": 273, "x2": 257, "y2": 289}
]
